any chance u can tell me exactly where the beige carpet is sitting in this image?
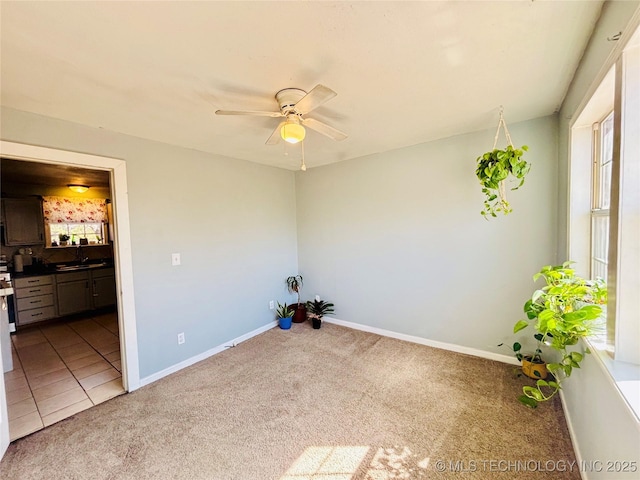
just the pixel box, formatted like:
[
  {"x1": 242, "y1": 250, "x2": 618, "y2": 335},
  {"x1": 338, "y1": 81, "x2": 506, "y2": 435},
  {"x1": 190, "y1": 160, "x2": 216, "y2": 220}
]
[{"x1": 0, "y1": 323, "x2": 579, "y2": 479}]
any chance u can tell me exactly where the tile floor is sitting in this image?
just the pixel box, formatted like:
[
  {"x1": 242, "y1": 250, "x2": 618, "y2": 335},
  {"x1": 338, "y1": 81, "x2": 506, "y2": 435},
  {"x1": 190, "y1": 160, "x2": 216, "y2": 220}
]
[{"x1": 4, "y1": 311, "x2": 125, "y2": 441}]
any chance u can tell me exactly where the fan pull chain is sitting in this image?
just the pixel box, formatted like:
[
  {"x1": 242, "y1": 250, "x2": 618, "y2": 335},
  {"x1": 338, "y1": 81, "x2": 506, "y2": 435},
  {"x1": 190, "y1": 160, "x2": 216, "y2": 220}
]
[
  {"x1": 492, "y1": 105, "x2": 515, "y2": 150},
  {"x1": 300, "y1": 141, "x2": 307, "y2": 171}
]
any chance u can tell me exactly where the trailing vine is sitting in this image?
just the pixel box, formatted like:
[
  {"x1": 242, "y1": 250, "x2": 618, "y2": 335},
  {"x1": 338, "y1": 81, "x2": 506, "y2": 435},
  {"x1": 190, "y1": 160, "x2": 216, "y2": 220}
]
[{"x1": 476, "y1": 108, "x2": 531, "y2": 219}]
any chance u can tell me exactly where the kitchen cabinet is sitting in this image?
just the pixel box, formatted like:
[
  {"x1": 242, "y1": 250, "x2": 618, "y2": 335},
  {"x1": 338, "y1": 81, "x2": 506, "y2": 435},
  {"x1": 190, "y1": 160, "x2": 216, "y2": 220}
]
[
  {"x1": 14, "y1": 275, "x2": 57, "y2": 326},
  {"x1": 56, "y1": 271, "x2": 91, "y2": 316},
  {"x1": 2, "y1": 197, "x2": 45, "y2": 246},
  {"x1": 12, "y1": 266, "x2": 116, "y2": 328},
  {"x1": 91, "y1": 267, "x2": 117, "y2": 309}
]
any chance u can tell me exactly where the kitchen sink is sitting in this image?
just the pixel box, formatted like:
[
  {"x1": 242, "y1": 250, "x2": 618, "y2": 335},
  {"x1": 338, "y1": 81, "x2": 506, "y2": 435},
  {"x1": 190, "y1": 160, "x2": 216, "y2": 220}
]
[{"x1": 56, "y1": 262, "x2": 109, "y2": 272}]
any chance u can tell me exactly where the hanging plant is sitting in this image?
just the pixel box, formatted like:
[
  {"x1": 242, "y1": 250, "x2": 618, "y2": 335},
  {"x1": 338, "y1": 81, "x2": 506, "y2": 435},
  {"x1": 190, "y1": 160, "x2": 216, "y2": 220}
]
[{"x1": 475, "y1": 108, "x2": 531, "y2": 219}]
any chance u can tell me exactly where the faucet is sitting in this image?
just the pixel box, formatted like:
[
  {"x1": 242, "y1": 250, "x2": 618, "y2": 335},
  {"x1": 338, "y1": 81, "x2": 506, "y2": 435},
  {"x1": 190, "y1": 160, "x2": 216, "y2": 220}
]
[{"x1": 76, "y1": 245, "x2": 89, "y2": 264}]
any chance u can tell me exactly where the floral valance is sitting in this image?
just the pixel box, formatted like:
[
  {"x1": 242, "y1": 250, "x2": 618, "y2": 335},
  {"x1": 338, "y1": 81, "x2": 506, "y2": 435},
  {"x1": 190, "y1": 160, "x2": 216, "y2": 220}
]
[{"x1": 42, "y1": 196, "x2": 107, "y2": 223}]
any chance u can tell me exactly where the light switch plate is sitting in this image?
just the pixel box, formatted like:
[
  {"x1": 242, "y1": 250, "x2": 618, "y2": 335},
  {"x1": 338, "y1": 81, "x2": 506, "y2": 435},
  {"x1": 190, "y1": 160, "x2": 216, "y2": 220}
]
[
  {"x1": 171, "y1": 253, "x2": 181, "y2": 266},
  {"x1": 315, "y1": 295, "x2": 320, "y2": 302}
]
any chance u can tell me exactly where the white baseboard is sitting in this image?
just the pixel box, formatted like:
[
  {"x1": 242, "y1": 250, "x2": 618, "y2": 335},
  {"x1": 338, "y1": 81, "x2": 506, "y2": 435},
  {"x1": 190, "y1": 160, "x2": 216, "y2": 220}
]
[
  {"x1": 559, "y1": 390, "x2": 587, "y2": 480},
  {"x1": 139, "y1": 320, "x2": 277, "y2": 387},
  {"x1": 323, "y1": 317, "x2": 520, "y2": 366}
]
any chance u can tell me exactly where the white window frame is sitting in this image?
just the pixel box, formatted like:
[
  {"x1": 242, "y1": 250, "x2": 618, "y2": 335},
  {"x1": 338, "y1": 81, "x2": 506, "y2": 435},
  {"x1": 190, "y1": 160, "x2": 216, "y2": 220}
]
[{"x1": 568, "y1": 25, "x2": 640, "y2": 419}]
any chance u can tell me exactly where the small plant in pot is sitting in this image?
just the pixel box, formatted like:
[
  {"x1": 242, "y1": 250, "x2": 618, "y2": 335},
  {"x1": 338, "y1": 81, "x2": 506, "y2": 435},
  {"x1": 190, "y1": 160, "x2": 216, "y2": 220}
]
[
  {"x1": 306, "y1": 299, "x2": 335, "y2": 329},
  {"x1": 505, "y1": 335, "x2": 548, "y2": 381},
  {"x1": 58, "y1": 233, "x2": 70, "y2": 246},
  {"x1": 276, "y1": 302, "x2": 294, "y2": 330},
  {"x1": 286, "y1": 275, "x2": 307, "y2": 323},
  {"x1": 509, "y1": 262, "x2": 607, "y2": 408}
]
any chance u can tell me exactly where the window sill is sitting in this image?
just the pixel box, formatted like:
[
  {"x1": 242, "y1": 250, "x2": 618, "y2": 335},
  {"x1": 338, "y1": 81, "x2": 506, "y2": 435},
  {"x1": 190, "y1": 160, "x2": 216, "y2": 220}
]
[
  {"x1": 45, "y1": 243, "x2": 108, "y2": 249},
  {"x1": 586, "y1": 337, "x2": 640, "y2": 422}
]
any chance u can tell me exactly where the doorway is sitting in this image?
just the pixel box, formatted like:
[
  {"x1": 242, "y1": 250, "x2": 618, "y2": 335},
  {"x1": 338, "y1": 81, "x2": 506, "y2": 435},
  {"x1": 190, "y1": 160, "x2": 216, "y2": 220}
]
[{"x1": 0, "y1": 141, "x2": 139, "y2": 452}]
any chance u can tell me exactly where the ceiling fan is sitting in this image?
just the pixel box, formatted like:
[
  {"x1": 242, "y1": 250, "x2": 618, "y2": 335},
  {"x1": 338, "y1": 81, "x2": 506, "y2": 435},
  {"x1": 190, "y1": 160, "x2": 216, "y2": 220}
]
[{"x1": 215, "y1": 84, "x2": 348, "y2": 145}]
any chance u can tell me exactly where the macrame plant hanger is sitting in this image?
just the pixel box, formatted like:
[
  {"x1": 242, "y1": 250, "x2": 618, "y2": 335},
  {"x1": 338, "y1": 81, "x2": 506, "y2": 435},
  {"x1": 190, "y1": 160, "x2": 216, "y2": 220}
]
[{"x1": 492, "y1": 106, "x2": 514, "y2": 207}]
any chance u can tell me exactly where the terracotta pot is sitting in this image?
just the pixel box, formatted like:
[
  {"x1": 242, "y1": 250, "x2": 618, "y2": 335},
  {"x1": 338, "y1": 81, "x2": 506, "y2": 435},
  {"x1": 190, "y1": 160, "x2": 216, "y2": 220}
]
[
  {"x1": 288, "y1": 303, "x2": 307, "y2": 323},
  {"x1": 522, "y1": 356, "x2": 548, "y2": 380}
]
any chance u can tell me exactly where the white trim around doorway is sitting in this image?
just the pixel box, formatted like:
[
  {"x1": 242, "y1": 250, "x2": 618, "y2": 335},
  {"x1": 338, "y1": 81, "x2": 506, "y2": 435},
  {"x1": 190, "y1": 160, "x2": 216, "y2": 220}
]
[{"x1": 0, "y1": 140, "x2": 140, "y2": 391}]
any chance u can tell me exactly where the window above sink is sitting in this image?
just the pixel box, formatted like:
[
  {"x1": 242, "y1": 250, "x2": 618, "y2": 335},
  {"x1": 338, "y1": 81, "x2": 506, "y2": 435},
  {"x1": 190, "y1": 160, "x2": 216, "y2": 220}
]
[
  {"x1": 48, "y1": 222, "x2": 107, "y2": 248},
  {"x1": 42, "y1": 196, "x2": 109, "y2": 248}
]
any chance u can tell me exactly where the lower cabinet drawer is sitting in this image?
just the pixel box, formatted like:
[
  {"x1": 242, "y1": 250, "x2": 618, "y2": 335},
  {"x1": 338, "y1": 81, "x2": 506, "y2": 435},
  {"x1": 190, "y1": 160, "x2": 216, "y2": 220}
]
[
  {"x1": 16, "y1": 284, "x2": 54, "y2": 299},
  {"x1": 17, "y1": 306, "x2": 57, "y2": 325},
  {"x1": 17, "y1": 294, "x2": 54, "y2": 311}
]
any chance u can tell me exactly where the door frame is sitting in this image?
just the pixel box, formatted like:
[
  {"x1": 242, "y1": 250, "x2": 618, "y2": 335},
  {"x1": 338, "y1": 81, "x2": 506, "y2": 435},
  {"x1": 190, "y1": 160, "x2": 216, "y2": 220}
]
[{"x1": 0, "y1": 140, "x2": 140, "y2": 392}]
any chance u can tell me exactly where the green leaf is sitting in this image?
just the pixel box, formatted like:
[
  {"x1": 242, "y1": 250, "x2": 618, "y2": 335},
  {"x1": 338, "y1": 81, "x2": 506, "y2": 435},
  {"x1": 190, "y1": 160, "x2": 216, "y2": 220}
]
[
  {"x1": 518, "y1": 395, "x2": 538, "y2": 408},
  {"x1": 523, "y1": 386, "x2": 544, "y2": 401},
  {"x1": 513, "y1": 320, "x2": 529, "y2": 333},
  {"x1": 513, "y1": 342, "x2": 522, "y2": 352},
  {"x1": 547, "y1": 363, "x2": 561, "y2": 372},
  {"x1": 570, "y1": 352, "x2": 583, "y2": 362},
  {"x1": 536, "y1": 380, "x2": 549, "y2": 387},
  {"x1": 531, "y1": 288, "x2": 544, "y2": 303}
]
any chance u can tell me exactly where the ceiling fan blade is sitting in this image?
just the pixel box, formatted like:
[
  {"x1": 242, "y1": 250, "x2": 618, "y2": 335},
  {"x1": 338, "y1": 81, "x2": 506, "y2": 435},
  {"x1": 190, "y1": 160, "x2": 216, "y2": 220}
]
[
  {"x1": 301, "y1": 117, "x2": 348, "y2": 141},
  {"x1": 215, "y1": 110, "x2": 283, "y2": 118},
  {"x1": 266, "y1": 121, "x2": 286, "y2": 145},
  {"x1": 294, "y1": 85, "x2": 337, "y2": 115}
]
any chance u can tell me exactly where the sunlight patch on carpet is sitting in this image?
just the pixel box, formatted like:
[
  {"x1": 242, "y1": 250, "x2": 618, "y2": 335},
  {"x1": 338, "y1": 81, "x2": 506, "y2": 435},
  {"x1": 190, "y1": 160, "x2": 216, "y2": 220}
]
[
  {"x1": 280, "y1": 445, "x2": 430, "y2": 479},
  {"x1": 280, "y1": 446, "x2": 370, "y2": 479}
]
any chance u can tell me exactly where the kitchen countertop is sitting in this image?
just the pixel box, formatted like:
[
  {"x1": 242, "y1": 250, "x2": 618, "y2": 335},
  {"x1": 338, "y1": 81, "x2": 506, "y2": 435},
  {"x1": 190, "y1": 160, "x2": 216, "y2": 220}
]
[{"x1": 11, "y1": 262, "x2": 114, "y2": 278}]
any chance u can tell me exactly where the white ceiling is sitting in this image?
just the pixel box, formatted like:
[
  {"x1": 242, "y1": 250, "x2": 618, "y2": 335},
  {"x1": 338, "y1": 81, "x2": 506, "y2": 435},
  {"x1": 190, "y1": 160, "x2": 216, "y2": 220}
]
[{"x1": 0, "y1": 1, "x2": 603, "y2": 170}]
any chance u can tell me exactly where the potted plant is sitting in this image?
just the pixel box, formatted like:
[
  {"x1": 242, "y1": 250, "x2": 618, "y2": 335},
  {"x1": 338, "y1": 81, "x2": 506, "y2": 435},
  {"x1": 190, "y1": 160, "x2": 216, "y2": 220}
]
[
  {"x1": 476, "y1": 145, "x2": 530, "y2": 218},
  {"x1": 286, "y1": 275, "x2": 307, "y2": 323},
  {"x1": 475, "y1": 107, "x2": 530, "y2": 219},
  {"x1": 58, "y1": 233, "x2": 70, "y2": 246},
  {"x1": 504, "y1": 336, "x2": 548, "y2": 380},
  {"x1": 306, "y1": 299, "x2": 335, "y2": 329},
  {"x1": 509, "y1": 262, "x2": 607, "y2": 408},
  {"x1": 276, "y1": 302, "x2": 294, "y2": 330}
]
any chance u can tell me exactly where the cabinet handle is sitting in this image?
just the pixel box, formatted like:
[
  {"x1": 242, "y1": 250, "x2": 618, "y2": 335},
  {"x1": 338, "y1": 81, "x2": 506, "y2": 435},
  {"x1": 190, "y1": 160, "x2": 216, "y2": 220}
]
[
  {"x1": 27, "y1": 280, "x2": 39, "y2": 284},
  {"x1": 29, "y1": 300, "x2": 42, "y2": 304},
  {"x1": 29, "y1": 289, "x2": 40, "y2": 293},
  {"x1": 32, "y1": 312, "x2": 42, "y2": 317}
]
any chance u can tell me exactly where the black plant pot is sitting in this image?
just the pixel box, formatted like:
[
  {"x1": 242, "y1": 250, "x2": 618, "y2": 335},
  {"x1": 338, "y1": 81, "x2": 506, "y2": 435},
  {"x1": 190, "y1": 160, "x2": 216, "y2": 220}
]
[{"x1": 312, "y1": 317, "x2": 322, "y2": 329}]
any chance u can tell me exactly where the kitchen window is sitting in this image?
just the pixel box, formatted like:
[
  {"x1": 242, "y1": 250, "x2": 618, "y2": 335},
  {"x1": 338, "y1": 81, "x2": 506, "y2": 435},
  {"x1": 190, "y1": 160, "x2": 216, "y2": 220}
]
[
  {"x1": 47, "y1": 222, "x2": 106, "y2": 247},
  {"x1": 42, "y1": 195, "x2": 108, "y2": 247}
]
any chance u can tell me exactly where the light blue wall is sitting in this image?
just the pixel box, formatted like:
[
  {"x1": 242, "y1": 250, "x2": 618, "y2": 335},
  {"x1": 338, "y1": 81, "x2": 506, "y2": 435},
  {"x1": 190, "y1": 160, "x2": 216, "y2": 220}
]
[
  {"x1": 295, "y1": 115, "x2": 558, "y2": 355},
  {"x1": 1, "y1": 107, "x2": 299, "y2": 378}
]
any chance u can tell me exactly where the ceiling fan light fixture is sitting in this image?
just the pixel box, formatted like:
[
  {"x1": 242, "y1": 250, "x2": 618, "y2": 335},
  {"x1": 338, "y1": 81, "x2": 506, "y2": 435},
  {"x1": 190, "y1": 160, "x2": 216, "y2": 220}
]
[
  {"x1": 281, "y1": 121, "x2": 305, "y2": 144},
  {"x1": 68, "y1": 184, "x2": 90, "y2": 193}
]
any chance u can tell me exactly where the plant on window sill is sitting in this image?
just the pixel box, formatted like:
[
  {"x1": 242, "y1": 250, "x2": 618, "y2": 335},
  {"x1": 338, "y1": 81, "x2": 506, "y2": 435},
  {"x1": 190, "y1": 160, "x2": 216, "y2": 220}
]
[
  {"x1": 505, "y1": 262, "x2": 607, "y2": 408},
  {"x1": 476, "y1": 107, "x2": 531, "y2": 219}
]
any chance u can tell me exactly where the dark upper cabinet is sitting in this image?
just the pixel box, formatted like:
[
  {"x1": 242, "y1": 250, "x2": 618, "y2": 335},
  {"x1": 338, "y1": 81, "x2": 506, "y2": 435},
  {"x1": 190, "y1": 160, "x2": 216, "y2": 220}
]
[{"x1": 2, "y1": 197, "x2": 44, "y2": 245}]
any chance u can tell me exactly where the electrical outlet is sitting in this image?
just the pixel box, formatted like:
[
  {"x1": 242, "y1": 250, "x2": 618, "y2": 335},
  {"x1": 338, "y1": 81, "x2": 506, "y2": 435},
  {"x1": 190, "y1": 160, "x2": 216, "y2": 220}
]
[
  {"x1": 315, "y1": 295, "x2": 321, "y2": 302},
  {"x1": 177, "y1": 332, "x2": 185, "y2": 345},
  {"x1": 269, "y1": 300, "x2": 275, "y2": 310},
  {"x1": 171, "y1": 253, "x2": 181, "y2": 266}
]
